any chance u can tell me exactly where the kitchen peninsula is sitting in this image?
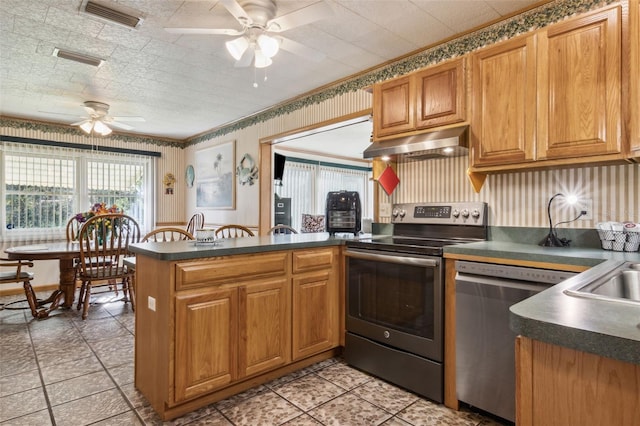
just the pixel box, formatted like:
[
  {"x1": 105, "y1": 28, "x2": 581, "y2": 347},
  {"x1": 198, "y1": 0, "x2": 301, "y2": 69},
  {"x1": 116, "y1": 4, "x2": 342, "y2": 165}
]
[{"x1": 128, "y1": 234, "x2": 348, "y2": 421}]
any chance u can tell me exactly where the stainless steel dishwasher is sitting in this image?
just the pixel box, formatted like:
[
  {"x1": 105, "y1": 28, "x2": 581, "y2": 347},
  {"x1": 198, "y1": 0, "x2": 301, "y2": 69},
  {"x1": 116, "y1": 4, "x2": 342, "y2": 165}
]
[{"x1": 455, "y1": 260, "x2": 576, "y2": 422}]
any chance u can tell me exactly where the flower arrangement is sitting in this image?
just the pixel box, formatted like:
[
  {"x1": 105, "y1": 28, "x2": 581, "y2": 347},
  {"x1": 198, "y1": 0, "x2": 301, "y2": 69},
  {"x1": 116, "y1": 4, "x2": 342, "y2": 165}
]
[
  {"x1": 75, "y1": 202, "x2": 123, "y2": 223},
  {"x1": 75, "y1": 203, "x2": 123, "y2": 244}
]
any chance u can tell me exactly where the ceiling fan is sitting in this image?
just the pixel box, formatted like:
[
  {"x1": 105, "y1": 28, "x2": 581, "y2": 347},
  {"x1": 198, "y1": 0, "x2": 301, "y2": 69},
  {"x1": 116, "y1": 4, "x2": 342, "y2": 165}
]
[
  {"x1": 165, "y1": 0, "x2": 333, "y2": 69},
  {"x1": 70, "y1": 101, "x2": 145, "y2": 136}
]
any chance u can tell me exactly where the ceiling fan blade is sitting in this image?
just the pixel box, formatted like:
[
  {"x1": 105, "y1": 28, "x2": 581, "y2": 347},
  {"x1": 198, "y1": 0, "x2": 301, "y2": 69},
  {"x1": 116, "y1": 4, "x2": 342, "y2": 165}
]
[
  {"x1": 71, "y1": 119, "x2": 91, "y2": 126},
  {"x1": 220, "y1": 0, "x2": 253, "y2": 26},
  {"x1": 234, "y1": 48, "x2": 254, "y2": 67},
  {"x1": 38, "y1": 110, "x2": 85, "y2": 118},
  {"x1": 110, "y1": 116, "x2": 146, "y2": 122},
  {"x1": 164, "y1": 27, "x2": 243, "y2": 36},
  {"x1": 107, "y1": 121, "x2": 134, "y2": 131},
  {"x1": 279, "y1": 36, "x2": 326, "y2": 62},
  {"x1": 267, "y1": 1, "x2": 334, "y2": 32}
]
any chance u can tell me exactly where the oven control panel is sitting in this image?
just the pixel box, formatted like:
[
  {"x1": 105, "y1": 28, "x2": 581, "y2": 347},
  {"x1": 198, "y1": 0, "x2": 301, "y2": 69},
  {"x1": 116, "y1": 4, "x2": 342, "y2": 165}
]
[{"x1": 392, "y1": 202, "x2": 487, "y2": 225}]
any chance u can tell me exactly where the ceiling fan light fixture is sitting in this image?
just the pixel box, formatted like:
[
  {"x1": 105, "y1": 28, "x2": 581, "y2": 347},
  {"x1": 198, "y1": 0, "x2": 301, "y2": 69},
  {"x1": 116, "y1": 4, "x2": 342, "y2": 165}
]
[
  {"x1": 79, "y1": 121, "x2": 94, "y2": 134},
  {"x1": 93, "y1": 120, "x2": 112, "y2": 136},
  {"x1": 226, "y1": 36, "x2": 249, "y2": 61},
  {"x1": 257, "y1": 34, "x2": 279, "y2": 58},
  {"x1": 254, "y1": 49, "x2": 272, "y2": 68}
]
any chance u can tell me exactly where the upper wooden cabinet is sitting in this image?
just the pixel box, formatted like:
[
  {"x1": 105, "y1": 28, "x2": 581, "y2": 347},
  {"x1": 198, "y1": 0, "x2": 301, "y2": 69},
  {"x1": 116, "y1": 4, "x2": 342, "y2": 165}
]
[
  {"x1": 538, "y1": 6, "x2": 622, "y2": 160},
  {"x1": 471, "y1": 5, "x2": 625, "y2": 171},
  {"x1": 630, "y1": 0, "x2": 640, "y2": 157},
  {"x1": 471, "y1": 34, "x2": 537, "y2": 166},
  {"x1": 373, "y1": 75, "x2": 415, "y2": 138},
  {"x1": 373, "y1": 58, "x2": 466, "y2": 140}
]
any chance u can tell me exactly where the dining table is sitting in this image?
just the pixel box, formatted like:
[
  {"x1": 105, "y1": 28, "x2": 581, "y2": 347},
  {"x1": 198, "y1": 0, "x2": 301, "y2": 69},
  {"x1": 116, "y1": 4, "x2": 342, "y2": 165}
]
[{"x1": 5, "y1": 241, "x2": 81, "y2": 313}]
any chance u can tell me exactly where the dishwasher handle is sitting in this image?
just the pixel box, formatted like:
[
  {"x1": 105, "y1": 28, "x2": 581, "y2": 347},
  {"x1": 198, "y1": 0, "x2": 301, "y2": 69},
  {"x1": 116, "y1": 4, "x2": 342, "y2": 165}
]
[{"x1": 455, "y1": 272, "x2": 552, "y2": 293}]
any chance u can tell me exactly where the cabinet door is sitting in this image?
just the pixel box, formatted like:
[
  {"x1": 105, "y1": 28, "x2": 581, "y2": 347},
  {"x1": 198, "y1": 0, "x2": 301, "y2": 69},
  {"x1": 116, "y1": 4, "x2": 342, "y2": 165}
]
[
  {"x1": 416, "y1": 58, "x2": 466, "y2": 129},
  {"x1": 471, "y1": 34, "x2": 537, "y2": 166},
  {"x1": 292, "y1": 270, "x2": 339, "y2": 361},
  {"x1": 373, "y1": 75, "x2": 415, "y2": 138},
  {"x1": 537, "y1": 7, "x2": 622, "y2": 159},
  {"x1": 175, "y1": 288, "x2": 238, "y2": 402},
  {"x1": 238, "y1": 277, "x2": 290, "y2": 378},
  {"x1": 630, "y1": 0, "x2": 640, "y2": 156}
]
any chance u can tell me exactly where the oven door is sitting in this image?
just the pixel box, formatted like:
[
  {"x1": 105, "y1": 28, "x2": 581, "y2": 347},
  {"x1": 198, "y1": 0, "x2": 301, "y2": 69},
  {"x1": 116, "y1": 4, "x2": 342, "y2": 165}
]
[{"x1": 345, "y1": 248, "x2": 443, "y2": 361}]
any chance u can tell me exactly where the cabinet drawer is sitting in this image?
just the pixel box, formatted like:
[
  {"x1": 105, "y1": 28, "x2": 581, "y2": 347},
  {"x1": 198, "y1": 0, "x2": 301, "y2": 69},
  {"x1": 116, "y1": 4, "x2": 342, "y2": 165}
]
[
  {"x1": 176, "y1": 252, "x2": 289, "y2": 290},
  {"x1": 292, "y1": 248, "x2": 335, "y2": 273}
]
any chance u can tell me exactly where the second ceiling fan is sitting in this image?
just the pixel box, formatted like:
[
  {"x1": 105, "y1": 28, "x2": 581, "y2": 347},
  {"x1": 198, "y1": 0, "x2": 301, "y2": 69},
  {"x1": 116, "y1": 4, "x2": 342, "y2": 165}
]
[{"x1": 165, "y1": 0, "x2": 333, "y2": 68}]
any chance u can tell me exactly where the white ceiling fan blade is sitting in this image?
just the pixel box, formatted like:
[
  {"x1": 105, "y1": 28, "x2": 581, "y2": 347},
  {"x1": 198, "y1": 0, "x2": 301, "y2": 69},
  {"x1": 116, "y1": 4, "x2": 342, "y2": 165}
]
[
  {"x1": 71, "y1": 119, "x2": 91, "y2": 127},
  {"x1": 110, "y1": 116, "x2": 146, "y2": 122},
  {"x1": 220, "y1": 0, "x2": 253, "y2": 26},
  {"x1": 107, "y1": 121, "x2": 134, "y2": 131},
  {"x1": 279, "y1": 37, "x2": 326, "y2": 62},
  {"x1": 38, "y1": 110, "x2": 85, "y2": 118},
  {"x1": 234, "y1": 48, "x2": 255, "y2": 68},
  {"x1": 164, "y1": 27, "x2": 243, "y2": 36},
  {"x1": 267, "y1": 1, "x2": 334, "y2": 32}
]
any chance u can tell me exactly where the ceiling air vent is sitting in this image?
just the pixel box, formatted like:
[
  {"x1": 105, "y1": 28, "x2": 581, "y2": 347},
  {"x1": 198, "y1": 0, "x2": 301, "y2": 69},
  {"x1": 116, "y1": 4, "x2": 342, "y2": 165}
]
[
  {"x1": 53, "y1": 48, "x2": 105, "y2": 67},
  {"x1": 83, "y1": 0, "x2": 144, "y2": 28}
]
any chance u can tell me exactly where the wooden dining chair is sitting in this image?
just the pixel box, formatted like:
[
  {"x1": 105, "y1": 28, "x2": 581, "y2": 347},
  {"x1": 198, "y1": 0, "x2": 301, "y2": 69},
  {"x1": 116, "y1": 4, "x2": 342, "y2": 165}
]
[
  {"x1": 142, "y1": 227, "x2": 194, "y2": 242},
  {"x1": 66, "y1": 215, "x2": 83, "y2": 241},
  {"x1": 268, "y1": 224, "x2": 298, "y2": 235},
  {"x1": 186, "y1": 212, "x2": 205, "y2": 235},
  {"x1": 215, "y1": 224, "x2": 255, "y2": 238},
  {"x1": 0, "y1": 258, "x2": 56, "y2": 318},
  {"x1": 76, "y1": 213, "x2": 141, "y2": 319}
]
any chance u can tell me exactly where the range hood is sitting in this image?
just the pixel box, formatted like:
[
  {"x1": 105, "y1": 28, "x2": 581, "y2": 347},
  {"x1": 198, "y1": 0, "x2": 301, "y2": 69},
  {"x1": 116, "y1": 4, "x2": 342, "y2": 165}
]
[{"x1": 363, "y1": 125, "x2": 469, "y2": 160}]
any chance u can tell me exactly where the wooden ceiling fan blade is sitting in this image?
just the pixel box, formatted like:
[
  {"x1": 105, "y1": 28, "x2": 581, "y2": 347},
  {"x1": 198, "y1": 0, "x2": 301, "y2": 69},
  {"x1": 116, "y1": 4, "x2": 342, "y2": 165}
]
[
  {"x1": 164, "y1": 27, "x2": 243, "y2": 36},
  {"x1": 234, "y1": 48, "x2": 254, "y2": 67},
  {"x1": 267, "y1": 1, "x2": 334, "y2": 32},
  {"x1": 220, "y1": 0, "x2": 253, "y2": 26},
  {"x1": 279, "y1": 37, "x2": 326, "y2": 62}
]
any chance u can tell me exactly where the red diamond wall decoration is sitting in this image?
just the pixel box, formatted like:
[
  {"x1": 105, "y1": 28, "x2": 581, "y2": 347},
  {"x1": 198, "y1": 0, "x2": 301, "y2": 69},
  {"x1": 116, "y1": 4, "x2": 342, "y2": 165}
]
[{"x1": 378, "y1": 166, "x2": 400, "y2": 195}]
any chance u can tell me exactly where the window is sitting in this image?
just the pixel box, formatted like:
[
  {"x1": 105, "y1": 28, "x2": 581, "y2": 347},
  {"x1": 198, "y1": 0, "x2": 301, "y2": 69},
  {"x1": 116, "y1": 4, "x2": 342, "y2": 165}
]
[
  {"x1": 275, "y1": 156, "x2": 372, "y2": 232},
  {"x1": 1, "y1": 141, "x2": 155, "y2": 242}
]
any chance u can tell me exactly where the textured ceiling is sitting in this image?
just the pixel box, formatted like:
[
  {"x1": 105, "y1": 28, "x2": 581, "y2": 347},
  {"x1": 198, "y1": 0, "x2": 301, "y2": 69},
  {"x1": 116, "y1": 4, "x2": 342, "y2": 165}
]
[{"x1": 0, "y1": 0, "x2": 542, "y2": 142}]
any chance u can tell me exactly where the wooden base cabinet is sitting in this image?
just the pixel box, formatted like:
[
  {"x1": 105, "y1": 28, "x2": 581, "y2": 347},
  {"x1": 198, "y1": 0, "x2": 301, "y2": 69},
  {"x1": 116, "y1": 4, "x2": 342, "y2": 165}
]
[
  {"x1": 135, "y1": 247, "x2": 340, "y2": 421},
  {"x1": 515, "y1": 336, "x2": 640, "y2": 425}
]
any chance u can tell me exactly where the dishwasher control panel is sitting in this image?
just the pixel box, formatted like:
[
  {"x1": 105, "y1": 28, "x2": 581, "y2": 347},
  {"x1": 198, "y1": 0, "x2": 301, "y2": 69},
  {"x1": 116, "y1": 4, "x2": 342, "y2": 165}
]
[{"x1": 455, "y1": 261, "x2": 576, "y2": 285}]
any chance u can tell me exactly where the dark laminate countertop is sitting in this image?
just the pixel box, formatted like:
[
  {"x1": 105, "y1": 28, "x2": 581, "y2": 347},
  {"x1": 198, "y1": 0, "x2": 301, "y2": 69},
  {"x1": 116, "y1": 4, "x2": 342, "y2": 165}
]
[
  {"x1": 444, "y1": 241, "x2": 640, "y2": 365},
  {"x1": 129, "y1": 232, "x2": 366, "y2": 261}
]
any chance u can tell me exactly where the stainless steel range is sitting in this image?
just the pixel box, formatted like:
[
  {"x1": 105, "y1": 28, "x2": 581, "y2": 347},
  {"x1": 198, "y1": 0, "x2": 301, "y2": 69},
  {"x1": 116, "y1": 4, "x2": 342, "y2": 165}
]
[{"x1": 344, "y1": 201, "x2": 488, "y2": 403}]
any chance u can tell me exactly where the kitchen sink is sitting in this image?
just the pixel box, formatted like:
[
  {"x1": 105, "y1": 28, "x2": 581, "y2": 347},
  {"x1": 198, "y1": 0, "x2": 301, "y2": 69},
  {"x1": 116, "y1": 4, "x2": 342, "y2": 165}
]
[{"x1": 564, "y1": 262, "x2": 640, "y2": 306}]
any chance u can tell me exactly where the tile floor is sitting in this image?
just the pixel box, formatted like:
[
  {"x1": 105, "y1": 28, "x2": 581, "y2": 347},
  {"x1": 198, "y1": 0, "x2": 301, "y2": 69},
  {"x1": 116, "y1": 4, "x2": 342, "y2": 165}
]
[{"x1": 1, "y1": 292, "x2": 510, "y2": 426}]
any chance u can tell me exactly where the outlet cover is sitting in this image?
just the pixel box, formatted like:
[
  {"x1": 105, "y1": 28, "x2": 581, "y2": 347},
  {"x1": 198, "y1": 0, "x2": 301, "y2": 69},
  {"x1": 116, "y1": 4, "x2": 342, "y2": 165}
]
[
  {"x1": 148, "y1": 296, "x2": 156, "y2": 311},
  {"x1": 578, "y1": 199, "x2": 593, "y2": 220},
  {"x1": 379, "y1": 203, "x2": 391, "y2": 217}
]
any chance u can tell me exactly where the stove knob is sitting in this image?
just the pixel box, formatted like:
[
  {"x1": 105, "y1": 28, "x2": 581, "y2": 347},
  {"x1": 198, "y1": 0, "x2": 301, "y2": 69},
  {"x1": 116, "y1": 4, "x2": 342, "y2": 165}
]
[
  {"x1": 392, "y1": 208, "x2": 399, "y2": 218},
  {"x1": 461, "y1": 209, "x2": 470, "y2": 218},
  {"x1": 398, "y1": 209, "x2": 406, "y2": 218},
  {"x1": 471, "y1": 209, "x2": 481, "y2": 219},
  {"x1": 452, "y1": 209, "x2": 460, "y2": 218}
]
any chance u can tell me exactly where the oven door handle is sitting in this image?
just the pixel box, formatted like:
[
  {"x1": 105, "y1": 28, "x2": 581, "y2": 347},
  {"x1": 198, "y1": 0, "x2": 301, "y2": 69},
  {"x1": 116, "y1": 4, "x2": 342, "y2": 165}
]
[{"x1": 345, "y1": 250, "x2": 439, "y2": 267}]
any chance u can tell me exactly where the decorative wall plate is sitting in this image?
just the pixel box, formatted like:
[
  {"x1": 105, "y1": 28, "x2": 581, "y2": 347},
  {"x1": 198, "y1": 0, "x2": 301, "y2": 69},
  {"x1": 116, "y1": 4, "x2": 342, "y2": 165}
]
[{"x1": 185, "y1": 165, "x2": 195, "y2": 188}]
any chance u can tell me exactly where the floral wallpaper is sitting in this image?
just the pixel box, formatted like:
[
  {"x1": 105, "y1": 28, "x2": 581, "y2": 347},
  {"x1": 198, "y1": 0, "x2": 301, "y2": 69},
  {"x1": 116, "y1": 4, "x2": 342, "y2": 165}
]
[{"x1": 0, "y1": 0, "x2": 616, "y2": 149}]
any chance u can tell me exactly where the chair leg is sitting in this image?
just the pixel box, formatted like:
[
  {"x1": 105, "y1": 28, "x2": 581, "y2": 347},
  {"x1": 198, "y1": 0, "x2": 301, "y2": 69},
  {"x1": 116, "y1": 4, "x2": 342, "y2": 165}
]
[
  {"x1": 77, "y1": 281, "x2": 86, "y2": 311},
  {"x1": 82, "y1": 283, "x2": 92, "y2": 320},
  {"x1": 127, "y1": 276, "x2": 135, "y2": 312},
  {"x1": 22, "y1": 280, "x2": 39, "y2": 318}
]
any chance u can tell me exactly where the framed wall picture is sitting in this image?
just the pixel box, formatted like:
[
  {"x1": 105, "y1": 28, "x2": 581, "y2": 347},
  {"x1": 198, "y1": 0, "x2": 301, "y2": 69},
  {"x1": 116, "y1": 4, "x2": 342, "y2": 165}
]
[{"x1": 196, "y1": 140, "x2": 236, "y2": 209}]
